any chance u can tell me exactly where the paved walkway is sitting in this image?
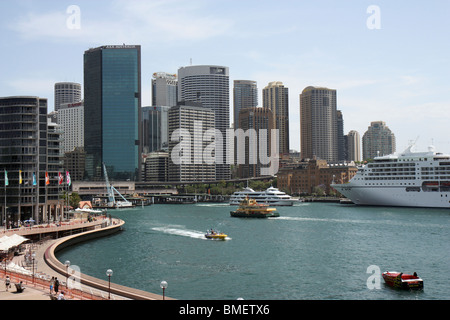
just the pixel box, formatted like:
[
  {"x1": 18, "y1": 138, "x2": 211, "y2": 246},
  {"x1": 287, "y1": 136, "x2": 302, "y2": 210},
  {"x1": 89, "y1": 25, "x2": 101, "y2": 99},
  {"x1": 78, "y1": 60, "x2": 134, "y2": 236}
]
[
  {"x1": 0, "y1": 219, "x2": 170, "y2": 300},
  {"x1": 0, "y1": 238, "x2": 118, "y2": 300}
]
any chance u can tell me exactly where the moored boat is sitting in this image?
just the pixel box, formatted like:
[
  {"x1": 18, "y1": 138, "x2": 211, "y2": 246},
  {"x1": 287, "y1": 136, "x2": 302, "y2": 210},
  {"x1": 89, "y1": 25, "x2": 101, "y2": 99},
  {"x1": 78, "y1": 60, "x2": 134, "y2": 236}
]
[
  {"x1": 331, "y1": 144, "x2": 450, "y2": 208},
  {"x1": 230, "y1": 197, "x2": 280, "y2": 218},
  {"x1": 382, "y1": 271, "x2": 423, "y2": 290},
  {"x1": 230, "y1": 186, "x2": 298, "y2": 206}
]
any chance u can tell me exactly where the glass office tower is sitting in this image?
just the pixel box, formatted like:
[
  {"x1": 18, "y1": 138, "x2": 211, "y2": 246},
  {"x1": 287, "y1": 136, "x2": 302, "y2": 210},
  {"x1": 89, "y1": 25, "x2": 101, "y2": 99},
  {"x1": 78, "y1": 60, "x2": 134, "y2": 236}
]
[{"x1": 84, "y1": 45, "x2": 141, "y2": 180}]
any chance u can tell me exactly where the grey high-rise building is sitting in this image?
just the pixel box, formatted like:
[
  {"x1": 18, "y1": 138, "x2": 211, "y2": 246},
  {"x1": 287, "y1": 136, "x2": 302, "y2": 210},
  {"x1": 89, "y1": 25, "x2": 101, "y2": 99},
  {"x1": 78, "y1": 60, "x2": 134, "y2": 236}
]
[
  {"x1": 84, "y1": 45, "x2": 142, "y2": 181},
  {"x1": 300, "y1": 86, "x2": 338, "y2": 162},
  {"x1": 346, "y1": 130, "x2": 361, "y2": 162},
  {"x1": 178, "y1": 65, "x2": 230, "y2": 180},
  {"x1": 233, "y1": 80, "x2": 258, "y2": 129},
  {"x1": 152, "y1": 72, "x2": 178, "y2": 107},
  {"x1": 362, "y1": 121, "x2": 396, "y2": 160},
  {"x1": 337, "y1": 110, "x2": 346, "y2": 161},
  {"x1": 54, "y1": 82, "x2": 82, "y2": 111},
  {"x1": 142, "y1": 106, "x2": 170, "y2": 153},
  {"x1": 263, "y1": 81, "x2": 289, "y2": 156},
  {"x1": 168, "y1": 102, "x2": 216, "y2": 182}
]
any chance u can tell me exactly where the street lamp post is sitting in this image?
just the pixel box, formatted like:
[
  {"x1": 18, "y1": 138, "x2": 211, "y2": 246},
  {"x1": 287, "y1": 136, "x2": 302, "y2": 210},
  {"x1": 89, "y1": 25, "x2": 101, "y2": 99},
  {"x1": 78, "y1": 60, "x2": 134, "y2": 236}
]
[
  {"x1": 160, "y1": 280, "x2": 168, "y2": 300},
  {"x1": 31, "y1": 253, "x2": 36, "y2": 284},
  {"x1": 64, "y1": 260, "x2": 70, "y2": 290},
  {"x1": 106, "y1": 269, "x2": 113, "y2": 299}
]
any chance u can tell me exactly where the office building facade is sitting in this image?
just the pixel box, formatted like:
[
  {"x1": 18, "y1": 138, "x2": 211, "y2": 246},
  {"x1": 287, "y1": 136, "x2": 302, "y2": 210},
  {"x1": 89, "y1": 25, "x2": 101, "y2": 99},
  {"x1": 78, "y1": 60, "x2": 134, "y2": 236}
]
[
  {"x1": 300, "y1": 86, "x2": 338, "y2": 162},
  {"x1": 237, "y1": 107, "x2": 275, "y2": 178},
  {"x1": 362, "y1": 121, "x2": 396, "y2": 160},
  {"x1": 54, "y1": 82, "x2": 82, "y2": 111},
  {"x1": 263, "y1": 81, "x2": 289, "y2": 156},
  {"x1": 57, "y1": 101, "x2": 84, "y2": 153},
  {"x1": 233, "y1": 80, "x2": 258, "y2": 129},
  {"x1": 168, "y1": 102, "x2": 215, "y2": 182},
  {"x1": 346, "y1": 130, "x2": 361, "y2": 162},
  {"x1": 152, "y1": 72, "x2": 178, "y2": 107},
  {"x1": 142, "y1": 106, "x2": 170, "y2": 154},
  {"x1": 178, "y1": 65, "x2": 230, "y2": 180},
  {"x1": 0, "y1": 96, "x2": 63, "y2": 225},
  {"x1": 84, "y1": 45, "x2": 142, "y2": 181}
]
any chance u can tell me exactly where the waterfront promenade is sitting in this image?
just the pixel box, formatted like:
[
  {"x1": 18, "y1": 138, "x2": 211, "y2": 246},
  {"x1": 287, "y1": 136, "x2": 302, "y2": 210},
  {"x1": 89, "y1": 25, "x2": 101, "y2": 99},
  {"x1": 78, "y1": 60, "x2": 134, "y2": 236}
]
[{"x1": 0, "y1": 217, "x2": 171, "y2": 300}]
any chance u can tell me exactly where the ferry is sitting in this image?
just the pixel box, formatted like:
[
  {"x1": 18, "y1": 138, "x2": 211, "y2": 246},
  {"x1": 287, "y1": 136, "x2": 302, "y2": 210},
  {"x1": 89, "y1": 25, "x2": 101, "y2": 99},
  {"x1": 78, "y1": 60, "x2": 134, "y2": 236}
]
[
  {"x1": 230, "y1": 197, "x2": 280, "y2": 218},
  {"x1": 332, "y1": 144, "x2": 450, "y2": 208},
  {"x1": 230, "y1": 186, "x2": 297, "y2": 206}
]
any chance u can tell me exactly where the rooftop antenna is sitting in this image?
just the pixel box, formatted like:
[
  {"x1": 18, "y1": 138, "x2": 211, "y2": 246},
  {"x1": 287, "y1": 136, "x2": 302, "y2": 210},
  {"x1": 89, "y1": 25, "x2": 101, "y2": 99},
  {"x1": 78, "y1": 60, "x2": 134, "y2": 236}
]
[{"x1": 190, "y1": 58, "x2": 192, "y2": 66}]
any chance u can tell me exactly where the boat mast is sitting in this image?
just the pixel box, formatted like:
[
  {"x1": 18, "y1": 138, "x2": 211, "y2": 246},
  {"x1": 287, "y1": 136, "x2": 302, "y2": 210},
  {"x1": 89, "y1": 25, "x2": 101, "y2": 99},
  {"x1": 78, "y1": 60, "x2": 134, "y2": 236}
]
[{"x1": 103, "y1": 163, "x2": 115, "y2": 206}]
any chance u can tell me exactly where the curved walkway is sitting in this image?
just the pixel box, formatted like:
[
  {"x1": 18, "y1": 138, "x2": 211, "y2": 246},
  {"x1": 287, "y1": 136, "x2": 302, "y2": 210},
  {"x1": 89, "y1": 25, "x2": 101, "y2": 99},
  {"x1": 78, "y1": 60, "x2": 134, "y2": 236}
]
[{"x1": 1, "y1": 218, "x2": 172, "y2": 300}]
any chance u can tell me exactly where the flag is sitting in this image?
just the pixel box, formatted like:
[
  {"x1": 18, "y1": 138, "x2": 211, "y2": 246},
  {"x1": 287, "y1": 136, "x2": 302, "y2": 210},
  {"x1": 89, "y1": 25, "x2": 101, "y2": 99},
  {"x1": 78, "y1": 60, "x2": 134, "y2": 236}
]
[
  {"x1": 58, "y1": 172, "x2": 63, "y2": 185},
  {"x1": 32, "y1": 173, "x2": 37, "y2": 186},
  {"x1": 19, "y1": 170, "x2": 22, "y2": 184},
  {"x1": 66, "y1": 171, "x2": 71, "y2": 187},
  {"x1": 45, "y1": 172, "x2": 50, "y2": 185},
  {"x1": 4, "y1": 170, "x2": 8, "y2": 186}
]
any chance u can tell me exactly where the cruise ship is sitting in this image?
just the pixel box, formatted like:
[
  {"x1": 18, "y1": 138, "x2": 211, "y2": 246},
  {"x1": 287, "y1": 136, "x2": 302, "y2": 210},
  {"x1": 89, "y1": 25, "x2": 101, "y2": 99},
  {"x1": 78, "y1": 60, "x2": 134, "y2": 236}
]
[
  {"x1": 332, "y1": 145, "x2": 450, "y2": 208},
  {"x1": 229, "y1": 186, "x2": 298, "y2": 206}
]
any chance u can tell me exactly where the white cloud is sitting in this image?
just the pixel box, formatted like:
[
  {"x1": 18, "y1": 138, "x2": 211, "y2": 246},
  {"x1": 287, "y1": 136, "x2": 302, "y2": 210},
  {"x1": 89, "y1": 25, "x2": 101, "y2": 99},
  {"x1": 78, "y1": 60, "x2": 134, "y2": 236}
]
[{"x1": 9, "y1": 0, "x2": 234, "y2": 45}]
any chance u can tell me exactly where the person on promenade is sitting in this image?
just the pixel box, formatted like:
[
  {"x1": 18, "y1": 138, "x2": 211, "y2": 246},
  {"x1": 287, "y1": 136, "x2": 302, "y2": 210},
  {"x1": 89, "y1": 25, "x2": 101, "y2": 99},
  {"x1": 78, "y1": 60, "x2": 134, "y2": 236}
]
[
  {"x1": 54, "y1": 277, "x2": 59, "y2": 294},
  {"x1": 50, "y1": 276, "x2": 55, "y2": 294},
  {"x1": 57, "y1": 291, "x2": 65, "y2": 300},
  {"x1": 5, "y1": 276, "x2": 10, "y2": 291}
]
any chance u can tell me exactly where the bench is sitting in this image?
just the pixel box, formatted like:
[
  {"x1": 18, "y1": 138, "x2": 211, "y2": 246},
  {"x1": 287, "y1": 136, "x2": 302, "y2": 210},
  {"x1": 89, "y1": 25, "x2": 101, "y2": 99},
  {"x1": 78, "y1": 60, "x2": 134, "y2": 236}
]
[{"x1": 15, "y1": 283, "x2": 25, "y2": 293}]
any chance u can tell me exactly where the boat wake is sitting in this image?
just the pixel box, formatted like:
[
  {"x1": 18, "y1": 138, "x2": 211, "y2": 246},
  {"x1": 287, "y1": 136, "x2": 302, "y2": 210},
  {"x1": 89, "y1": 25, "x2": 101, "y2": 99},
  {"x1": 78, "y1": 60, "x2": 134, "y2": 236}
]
[
  {"x1": 276, "y1": 216, "x2": 374, "y2": 225},
  {"x1": 195, "y1": 203, "x2": 229, "y2": 207},
  {"x1": 152, "y1": 227, "x2": 206, "y2": 239},
  {"x1": 152, "y1": 226, "x2": 232, "y2": 240}
]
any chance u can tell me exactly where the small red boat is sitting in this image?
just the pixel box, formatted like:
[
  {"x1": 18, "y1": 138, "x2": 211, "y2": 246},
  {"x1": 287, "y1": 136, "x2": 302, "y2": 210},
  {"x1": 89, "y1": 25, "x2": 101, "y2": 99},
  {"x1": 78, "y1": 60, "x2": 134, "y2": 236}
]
[{"x1": 382, "y1": 271, "x2": 423, "y2": 290}]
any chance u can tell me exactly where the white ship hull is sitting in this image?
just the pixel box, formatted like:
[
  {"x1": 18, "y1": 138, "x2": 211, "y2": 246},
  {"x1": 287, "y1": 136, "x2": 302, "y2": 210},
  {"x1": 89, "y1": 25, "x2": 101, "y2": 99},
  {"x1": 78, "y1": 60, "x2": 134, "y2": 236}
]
[
  {"x1": 332, "y1": 145, "x2": 450, "y2": 209},
  {"x1": 332, "y1": 184, "x2": 450, "y2": 208}
]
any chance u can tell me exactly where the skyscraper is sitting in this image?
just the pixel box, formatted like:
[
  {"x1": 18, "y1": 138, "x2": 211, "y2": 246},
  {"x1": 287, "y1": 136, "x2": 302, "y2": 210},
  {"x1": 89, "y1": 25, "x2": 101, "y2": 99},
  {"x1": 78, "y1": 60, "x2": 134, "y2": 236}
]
[
  {"x1": 346, "y1": 130, "x2": 361, "y2": 162},
  {"x1": 84, "y1": 45, "x2": 141, "y2": 180},
  {"x1": 233, "y1": 80, "x2": 258, "y2": 129},
  {"x1": 263, "y1": 81, "x2": 289, "y2": 155},
  {"x1": 57, "y1": 101, "x2": 84, "y2": 153},
  {"x1": 142, "y1": 106, "x2": 170, "y2": 153},
  {"x1": 54, "y1": 82, "x2": 82, "y2": 111},
  {"x1": 237, "y1": 107, "x2": 275, "y2": 178},
  {"x1": 152, "y1": 72, "x2": 178, "y2": 107},
  {"x1": 168, "y1": 102, "x2": 216, "y2": 182},
  {"x1": 362, "y1": 121, "x2": 396, "y2": 160},
  {"x1": 178, "y1": 65, "x2": 230, "y2": 180},
  {"x1": 337, "y1": 110, "x2": 346, "y2": 161},
  {"x1": 0, "y1": 96, "x2": 62, "y2": 224},
  {"x1": 300, "y1": 86, "x2": 338, "y2": 162}
]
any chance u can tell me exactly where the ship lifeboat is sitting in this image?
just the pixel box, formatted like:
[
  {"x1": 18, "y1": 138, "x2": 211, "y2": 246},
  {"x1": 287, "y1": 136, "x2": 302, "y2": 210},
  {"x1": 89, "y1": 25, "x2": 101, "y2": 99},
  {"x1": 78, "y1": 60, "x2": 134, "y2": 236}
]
[{"x1": 382, "y1": 271, "x2": 423, "y2": 290}]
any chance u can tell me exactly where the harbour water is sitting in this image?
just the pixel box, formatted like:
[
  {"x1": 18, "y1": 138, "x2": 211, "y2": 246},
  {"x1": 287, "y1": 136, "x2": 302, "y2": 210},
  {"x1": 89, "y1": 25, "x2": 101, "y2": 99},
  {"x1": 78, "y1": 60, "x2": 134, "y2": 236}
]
[{"x1": 57, "y1": 202, "x2": 450, "y2": 300}]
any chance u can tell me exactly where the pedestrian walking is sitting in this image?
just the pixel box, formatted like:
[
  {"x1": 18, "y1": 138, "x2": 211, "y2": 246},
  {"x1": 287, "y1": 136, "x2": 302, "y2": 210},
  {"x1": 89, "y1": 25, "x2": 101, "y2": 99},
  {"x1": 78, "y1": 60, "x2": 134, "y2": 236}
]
[
  {"x1": 54, "y1": 277, "x2": 59, "y2": 293},
  {"x1": 50, "y1": 276, "x2": 55, "y2": 294},
  {"x1": 5, "y1": 276, "x2": 10, "y2": 291}
]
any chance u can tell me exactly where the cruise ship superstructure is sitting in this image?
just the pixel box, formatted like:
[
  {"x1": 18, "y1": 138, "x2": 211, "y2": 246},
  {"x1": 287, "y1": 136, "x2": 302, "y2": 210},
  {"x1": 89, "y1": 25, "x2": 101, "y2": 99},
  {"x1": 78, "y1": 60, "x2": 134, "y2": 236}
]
[
  {"x1": 332, "y1": 145, "x2": 450, "y2": 208},
  {"x1": 230, "y1": 186, "x2": 298, "y2": 206}
]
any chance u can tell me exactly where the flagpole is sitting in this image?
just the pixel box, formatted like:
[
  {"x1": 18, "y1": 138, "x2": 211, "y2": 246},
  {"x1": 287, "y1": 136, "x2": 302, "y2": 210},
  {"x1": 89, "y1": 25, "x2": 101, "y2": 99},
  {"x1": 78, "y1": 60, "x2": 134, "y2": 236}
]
[
  {"x1": 4, "y1": 170, "x2": 6, "y2": 232},
  {"x1": 18, "y1": 171, "x2": 21, "y2": 226}
]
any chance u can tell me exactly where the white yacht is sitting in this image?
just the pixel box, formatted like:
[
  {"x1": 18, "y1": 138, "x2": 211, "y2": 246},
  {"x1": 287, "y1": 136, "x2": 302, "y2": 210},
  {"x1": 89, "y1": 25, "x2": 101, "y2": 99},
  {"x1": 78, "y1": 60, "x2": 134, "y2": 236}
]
[
  {"x1": 230, "y1": 186, "x2": 298, "y2": 206},
  {"x1": 332, "y1": 145, "x2": 450, "y2": 208}
]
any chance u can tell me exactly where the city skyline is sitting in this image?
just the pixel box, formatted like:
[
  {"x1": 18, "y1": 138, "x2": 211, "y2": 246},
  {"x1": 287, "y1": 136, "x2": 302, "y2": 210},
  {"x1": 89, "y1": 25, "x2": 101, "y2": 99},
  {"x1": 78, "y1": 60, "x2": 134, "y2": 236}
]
[{"x1": 1, "y1": 0, "x2": 450, "y2": 154}]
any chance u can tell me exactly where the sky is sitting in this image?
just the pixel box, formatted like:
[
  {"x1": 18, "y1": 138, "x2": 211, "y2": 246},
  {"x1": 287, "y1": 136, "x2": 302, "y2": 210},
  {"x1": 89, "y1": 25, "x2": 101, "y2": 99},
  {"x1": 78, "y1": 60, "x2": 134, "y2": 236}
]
[{"x1": 1, "y1": 0, "x2": 450, "y2": 154}]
